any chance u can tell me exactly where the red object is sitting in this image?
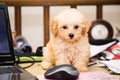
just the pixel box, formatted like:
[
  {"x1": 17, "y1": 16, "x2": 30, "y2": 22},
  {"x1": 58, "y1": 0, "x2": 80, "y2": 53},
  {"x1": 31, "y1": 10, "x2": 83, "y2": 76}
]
[{"x1": 105, "y1": 42, "x2": 120, "y2": 59}]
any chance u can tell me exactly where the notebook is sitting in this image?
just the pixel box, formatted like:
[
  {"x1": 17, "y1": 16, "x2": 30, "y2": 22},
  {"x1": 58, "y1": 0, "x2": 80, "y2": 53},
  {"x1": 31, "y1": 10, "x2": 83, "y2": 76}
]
[{"x1": 0, "y1": 3, "x2": 37, "y2": 80}]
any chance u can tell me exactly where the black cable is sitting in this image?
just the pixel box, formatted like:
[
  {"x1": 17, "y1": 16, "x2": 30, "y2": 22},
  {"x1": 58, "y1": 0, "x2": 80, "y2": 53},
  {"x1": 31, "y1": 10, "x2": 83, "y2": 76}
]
[
  {"x1": 21, "y1": 56, "x2": 35, "y2": 69},
  {"x1": 16, "y1": 56, "x2": 36, "y2": 69}
]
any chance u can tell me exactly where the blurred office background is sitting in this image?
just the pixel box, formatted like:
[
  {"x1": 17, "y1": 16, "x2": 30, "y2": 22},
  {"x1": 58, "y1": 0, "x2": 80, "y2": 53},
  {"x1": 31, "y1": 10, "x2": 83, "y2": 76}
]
[{"x1": 8, "y1": 6, "x2": 120, "y2": 51}]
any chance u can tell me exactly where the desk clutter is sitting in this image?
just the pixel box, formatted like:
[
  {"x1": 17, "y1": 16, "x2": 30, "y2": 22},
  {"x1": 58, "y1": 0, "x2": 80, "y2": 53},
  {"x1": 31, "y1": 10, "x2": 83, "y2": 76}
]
[
  {"x1": 12, "y1": 35, "x2": 43, "y2": 64},
  {"x1": 90, "y1": 40, "x2": 120, "y2": 74}
]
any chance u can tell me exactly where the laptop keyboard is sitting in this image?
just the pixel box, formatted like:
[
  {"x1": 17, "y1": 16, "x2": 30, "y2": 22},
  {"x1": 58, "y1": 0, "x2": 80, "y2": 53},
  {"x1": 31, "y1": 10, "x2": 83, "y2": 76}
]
[{"x1": 0, "y1": 66, "x2": 22, "y2": 74}]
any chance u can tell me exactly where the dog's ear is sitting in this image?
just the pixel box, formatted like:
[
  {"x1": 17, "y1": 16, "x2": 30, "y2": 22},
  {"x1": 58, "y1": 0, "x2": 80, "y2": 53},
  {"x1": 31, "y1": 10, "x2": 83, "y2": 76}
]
[
  {"x1": 50, "y1": 19, "x2": 58, "y2": 37},
  {"x1": 82, "y1": 19, "x2": 91, "y2": 36}
]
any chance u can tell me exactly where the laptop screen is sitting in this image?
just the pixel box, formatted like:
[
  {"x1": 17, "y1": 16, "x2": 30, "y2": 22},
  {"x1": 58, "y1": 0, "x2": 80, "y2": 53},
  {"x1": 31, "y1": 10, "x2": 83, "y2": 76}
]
[
  {"x1": 0, "y1": 9, "x2": 10, "y2": 53},
  {"x1": 0, "y1": 4, "x2": 15, "y2": 64}
]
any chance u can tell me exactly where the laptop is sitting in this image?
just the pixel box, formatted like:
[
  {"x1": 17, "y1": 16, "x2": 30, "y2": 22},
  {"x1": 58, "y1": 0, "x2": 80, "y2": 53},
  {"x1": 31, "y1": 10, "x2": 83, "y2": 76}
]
[{"x1": 0, "y1": 3, "x2": 38, "y2": 80}]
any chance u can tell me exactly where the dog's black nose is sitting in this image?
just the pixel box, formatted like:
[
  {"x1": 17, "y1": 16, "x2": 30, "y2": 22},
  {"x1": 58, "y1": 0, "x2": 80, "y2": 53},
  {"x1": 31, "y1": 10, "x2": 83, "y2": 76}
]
[{"x1": 69, "y1": 33, "x2": 74, "y2": 39}]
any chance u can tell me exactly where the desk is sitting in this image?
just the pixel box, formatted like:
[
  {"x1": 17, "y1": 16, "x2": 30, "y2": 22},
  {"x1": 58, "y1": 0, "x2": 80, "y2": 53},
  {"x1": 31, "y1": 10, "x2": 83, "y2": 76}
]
[{"x1": 20, "y1": 62, "x2": 120, "y2": 79}]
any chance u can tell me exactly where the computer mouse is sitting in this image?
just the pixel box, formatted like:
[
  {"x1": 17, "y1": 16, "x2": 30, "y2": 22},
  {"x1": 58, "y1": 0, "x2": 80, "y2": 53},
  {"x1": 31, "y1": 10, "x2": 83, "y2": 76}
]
[{"x1": 44, "y1": 64, "x2": 79, "y2": 80}]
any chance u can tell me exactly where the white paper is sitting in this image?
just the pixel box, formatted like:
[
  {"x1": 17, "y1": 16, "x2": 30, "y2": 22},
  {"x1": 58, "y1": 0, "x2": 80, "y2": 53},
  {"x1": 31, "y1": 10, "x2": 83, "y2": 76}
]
[
  {"x1": 90, "y1": 41, "x2": 116, "y2": 57},
  {"x1": 97, "y1": 60, "x2": 120, "y2": 74}
]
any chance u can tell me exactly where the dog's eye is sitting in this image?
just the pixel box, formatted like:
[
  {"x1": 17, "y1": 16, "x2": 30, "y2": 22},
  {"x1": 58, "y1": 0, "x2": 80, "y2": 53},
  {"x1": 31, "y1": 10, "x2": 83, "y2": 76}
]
[
  {"x1": 63, "y1": 26, "x2": 68, "y2": 29},
  {"x1": 74, "y1": 25, "x2": 79, "y2": 29}
]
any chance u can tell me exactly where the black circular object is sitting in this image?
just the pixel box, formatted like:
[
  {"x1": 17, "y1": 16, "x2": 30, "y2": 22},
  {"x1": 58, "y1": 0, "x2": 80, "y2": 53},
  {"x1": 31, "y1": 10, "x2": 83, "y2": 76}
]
[
  {"x1": 44, "y1": 64, "x2": 79, "y2": 80},
  {"x1": 88, "y1": 19, "x2": 113, "y2": 40}
]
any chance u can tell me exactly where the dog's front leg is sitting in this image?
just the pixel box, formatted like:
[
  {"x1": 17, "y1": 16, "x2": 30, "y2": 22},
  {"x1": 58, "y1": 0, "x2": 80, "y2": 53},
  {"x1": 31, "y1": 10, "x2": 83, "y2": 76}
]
[
  {"x1": 55, "y1": 53, "x2": 70, "y2": 66},
  {"x1": 40, "y1": 60, "x2": 53, "y2": 70},
  {"x1": 74, "y1": 61, "x2": 88, "y2": 72},
  {"x1": 40, "y1": 47, "x2": 54, "y2": 70},
  {"x1": 73, "y1": 54, "x2": 89, "y2": 72}
]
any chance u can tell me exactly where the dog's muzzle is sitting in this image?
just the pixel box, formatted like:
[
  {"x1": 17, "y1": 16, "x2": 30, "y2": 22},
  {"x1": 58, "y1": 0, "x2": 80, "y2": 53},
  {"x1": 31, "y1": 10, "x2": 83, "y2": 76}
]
[{"x1": 69, "y1": 33, "x2": 74, "y2": 39}]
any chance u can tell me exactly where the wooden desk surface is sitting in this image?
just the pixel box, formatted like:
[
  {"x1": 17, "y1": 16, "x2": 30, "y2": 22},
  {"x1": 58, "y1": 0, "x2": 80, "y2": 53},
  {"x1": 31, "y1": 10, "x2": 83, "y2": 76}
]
[{"x1": 19, "y1": 62, "x2": 120, "y2": 79}]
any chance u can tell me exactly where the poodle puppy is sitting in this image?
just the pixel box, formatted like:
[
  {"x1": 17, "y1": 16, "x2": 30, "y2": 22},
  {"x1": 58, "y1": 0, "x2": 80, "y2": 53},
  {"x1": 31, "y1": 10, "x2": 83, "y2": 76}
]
[{"x1": 41, "y1": 8, "x2": 91, "y2": 72}]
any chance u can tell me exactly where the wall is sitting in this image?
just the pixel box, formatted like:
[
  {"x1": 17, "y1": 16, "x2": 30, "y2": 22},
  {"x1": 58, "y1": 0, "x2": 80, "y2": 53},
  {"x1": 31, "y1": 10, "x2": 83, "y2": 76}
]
[{"x1": 8, "y1": 6, "x2": 120, "y2": 52}]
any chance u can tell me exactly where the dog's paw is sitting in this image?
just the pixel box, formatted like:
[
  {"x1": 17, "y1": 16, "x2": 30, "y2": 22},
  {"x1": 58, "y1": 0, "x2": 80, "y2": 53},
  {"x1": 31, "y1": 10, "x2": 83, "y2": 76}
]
[
  {"x1": 77, "y1": 66, "x2": 88, "y2": 72},
  {"x1": 40, "y1": 62, "x2": 53, "y2": 70}
]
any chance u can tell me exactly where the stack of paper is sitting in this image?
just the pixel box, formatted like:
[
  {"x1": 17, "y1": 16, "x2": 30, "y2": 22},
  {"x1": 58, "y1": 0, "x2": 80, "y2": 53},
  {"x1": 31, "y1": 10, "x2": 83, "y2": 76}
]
[{"x1": 97, "y1": 60, "x2": 120, "y2": 74}]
